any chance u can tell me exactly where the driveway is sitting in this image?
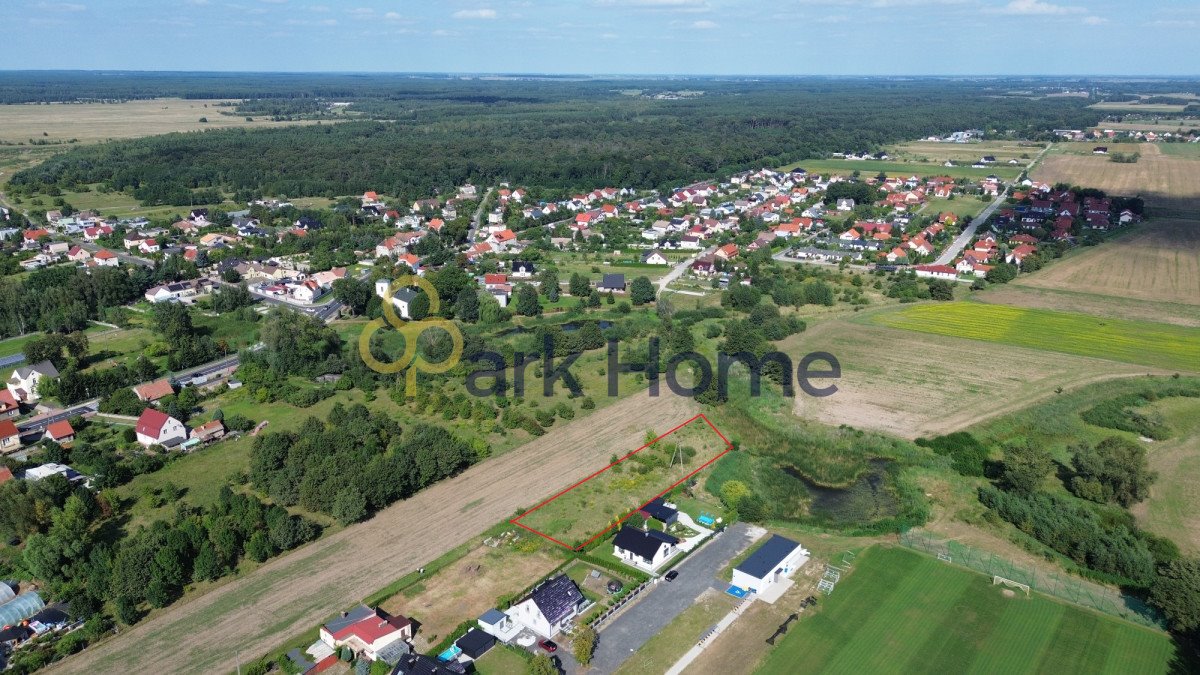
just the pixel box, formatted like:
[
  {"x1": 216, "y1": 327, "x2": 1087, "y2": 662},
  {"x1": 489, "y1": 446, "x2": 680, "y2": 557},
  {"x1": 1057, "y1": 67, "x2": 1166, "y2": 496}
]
[{"x1": 588, "y1": 522, "x2": 763, "y2": 674}]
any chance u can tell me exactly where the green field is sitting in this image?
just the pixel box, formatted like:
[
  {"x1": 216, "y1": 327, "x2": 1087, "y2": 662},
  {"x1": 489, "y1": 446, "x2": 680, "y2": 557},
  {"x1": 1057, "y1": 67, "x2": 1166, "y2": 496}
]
[
  {"x1": 780, "y1": 158, "x2": 1022, "y2": 181},
  {"x1": 758, "y1": 546, "x2": 1180, "y2": 675},
  {"x1": 869, "y1": 302, "x2": 1200, "y2": 372}
]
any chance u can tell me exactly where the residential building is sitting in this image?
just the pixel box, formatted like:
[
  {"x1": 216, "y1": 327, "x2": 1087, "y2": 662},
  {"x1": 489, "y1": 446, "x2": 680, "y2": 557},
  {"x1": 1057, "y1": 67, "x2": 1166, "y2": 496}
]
[
  {"x1": 44, "y1": 420, "x2": 74, "y2": 445},
  {"x1": 508, "y1": 575, "x2": 587, "y2": 638},
  {"x1": 134, "y1": 378, "x2": 175, "y2": 404},
  {"x1": 0, "y1": 420, "x2": 19, "y2": 453},
  {"x1": 135, "y1": 408, "x2": 188, "y2": 448},
  {"x1": 731, "y1": 535, "x2": 809, "y2": 596},
  {"x1": 7, "y1": 361, "x2": 59, "y2": 404},
  {"x1": 319, "y1": 605, "x2": 412, "y2": 663},
  {"x1": 0, "y1": 389, "x2": 19, "y2": 419},
  {"x1": 613, "y1": 525, "x2": 680, "y2": 571},
  {"x1": 190, "y1": 420, "x2": 226, "y2": 443}
]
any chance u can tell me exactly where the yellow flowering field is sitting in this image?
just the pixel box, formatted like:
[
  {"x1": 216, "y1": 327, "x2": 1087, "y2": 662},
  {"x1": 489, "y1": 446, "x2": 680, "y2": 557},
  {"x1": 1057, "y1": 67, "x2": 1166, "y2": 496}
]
[{"x1": 871, "y1": 302, "x2": 1200, "y2": 372}]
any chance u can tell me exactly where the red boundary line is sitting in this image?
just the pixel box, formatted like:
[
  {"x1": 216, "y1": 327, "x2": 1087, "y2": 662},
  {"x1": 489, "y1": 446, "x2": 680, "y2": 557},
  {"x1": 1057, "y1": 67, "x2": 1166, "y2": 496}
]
[{"x1": 510, "y1": 413, "x2": 733, "y2": 551}]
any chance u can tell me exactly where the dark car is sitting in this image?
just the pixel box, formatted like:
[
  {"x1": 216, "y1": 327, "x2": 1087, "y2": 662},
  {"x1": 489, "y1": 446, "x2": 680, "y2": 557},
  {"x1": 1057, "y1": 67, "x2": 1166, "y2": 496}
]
[
  {"x1": 665, "y1": 570, "x2": 679, "y2": 582},
  {"x1": 539, "y1": 639, "x2": 558, "y2": 653}
]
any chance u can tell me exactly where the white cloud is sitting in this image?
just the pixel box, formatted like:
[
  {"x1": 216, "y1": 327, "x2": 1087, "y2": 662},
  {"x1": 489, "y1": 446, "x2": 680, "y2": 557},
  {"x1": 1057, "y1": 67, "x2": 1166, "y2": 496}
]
[
  {"x1": 347, "y1": 6, "x2": 373, "y2": 16},
  {"x1": 305, "y1": 4, "x2": 329, "y2": 10},
  {"x1": 286, "y1": 17, "x2": 336, "y2": 26},
  {"x1": 691, "y1": 19, "x2": 718, "y2": 28},
  {"x1": 594, "y1": 0, "x2": 711, "y2": 12},
  {"x1": 33, "y1": 2, "x2": 86, "y2": 11},
  {"x1": 259, "y1": 0, "x2": 288, "y2": 4},
  {"x1": 384, "y1": 11, "x2": 404, "y2": 21},
  {"x1": 1082, "y1": 15, "x2": 1107, "y2": 24},
  {"x1": 432, "y1": 28, "x2": 459, "y2": 36},
  {"x1": 989, "y1": 0, "x2": 1084, "y2": 15},
  {"x1": 185, "y1": 0, "x2": 210, "y2": 5},
  {"x1": 453, "y1": 8, "x2": 497, "y2": 19}
]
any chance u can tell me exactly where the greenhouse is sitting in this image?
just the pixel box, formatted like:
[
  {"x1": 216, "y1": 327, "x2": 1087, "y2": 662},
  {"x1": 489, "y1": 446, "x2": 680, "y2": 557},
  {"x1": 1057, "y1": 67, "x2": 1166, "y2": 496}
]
[
  {"x1": 0, "y1": 582, "x2": 15, "y2": 606},
  {"x1": 0, "y1": 591, "x2": 44, "y2": 627}
]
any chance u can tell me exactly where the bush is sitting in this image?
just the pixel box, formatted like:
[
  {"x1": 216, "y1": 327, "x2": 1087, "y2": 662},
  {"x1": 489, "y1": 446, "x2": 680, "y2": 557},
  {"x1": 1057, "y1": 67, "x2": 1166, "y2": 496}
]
[{"x1": 915, "y1": 432, "x2": 989, "y2": 477}]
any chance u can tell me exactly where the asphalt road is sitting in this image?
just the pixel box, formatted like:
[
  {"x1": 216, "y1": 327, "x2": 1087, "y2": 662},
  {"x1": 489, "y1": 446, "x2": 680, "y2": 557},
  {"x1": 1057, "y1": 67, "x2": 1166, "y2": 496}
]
[
  {"x1": 588, "y1": 522, "x2": 761, "y2": 674},
  {"x1": 18, "y1": 399, "x2": 100, "y2": 434},
  {"x1": 933, "y1": 190, "x2": 1008, "y2": 266},
  {"x1": 656, "y1": 253, "x2": 701, "y2": 294}
]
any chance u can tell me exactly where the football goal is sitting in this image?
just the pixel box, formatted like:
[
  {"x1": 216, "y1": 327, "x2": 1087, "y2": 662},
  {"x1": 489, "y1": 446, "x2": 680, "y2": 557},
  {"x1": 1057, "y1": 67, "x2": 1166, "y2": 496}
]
[{"x1": 993, "y1": 575, "x2": 1031, "y2": 597}]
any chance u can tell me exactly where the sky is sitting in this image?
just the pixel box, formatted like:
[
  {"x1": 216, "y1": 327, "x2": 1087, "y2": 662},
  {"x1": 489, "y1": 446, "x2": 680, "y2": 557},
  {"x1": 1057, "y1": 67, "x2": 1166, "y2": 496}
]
[{"x1": 2, "y1": 0, "x2": 1197, "y2": 76}]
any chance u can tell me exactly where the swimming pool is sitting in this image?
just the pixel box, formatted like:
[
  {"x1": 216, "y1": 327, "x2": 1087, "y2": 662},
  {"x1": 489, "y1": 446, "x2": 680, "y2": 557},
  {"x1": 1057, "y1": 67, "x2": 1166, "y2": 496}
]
[
  {"x1": 697, "y1": 513, "x2": 716, "y2": 526},
  {"x1": 726, "y1": 585, "x2": 749, "y2": 598},
  {"x1": 437, "y1": 645, "x2": 463, "y2": 662}
]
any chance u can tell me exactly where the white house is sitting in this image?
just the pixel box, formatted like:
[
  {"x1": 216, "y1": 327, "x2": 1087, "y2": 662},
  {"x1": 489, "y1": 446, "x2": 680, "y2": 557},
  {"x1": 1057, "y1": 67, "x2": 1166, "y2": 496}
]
[
  {"x1": 731, "y1": 535, "x2": 809, "y2": 596},
  {"x1": 507, "y1": 575, "x2": 587, "y2": 638},
  {"x1": 375, "y1": 280, "x2": 419, "y2": 320},
  {"x1": 913, "y1": 264, "x2": 958, "y2": 281},
  {"x1": 135, "y1": 408, "x2": 188, "y2": 448},
  {"x1": 6, "y1": 361, "x2": 59, "y2": 404},
  {"x1": 641, "y1": 250, "x2": 670, "y2": 265},
  {"x1": 613, "y1": 525, "x2": 680, "y2": 571}
]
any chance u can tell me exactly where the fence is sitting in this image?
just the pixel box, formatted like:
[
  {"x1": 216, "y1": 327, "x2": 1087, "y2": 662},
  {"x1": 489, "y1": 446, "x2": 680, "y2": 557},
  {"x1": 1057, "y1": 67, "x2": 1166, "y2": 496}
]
[
  {"x1": 589, "y1": 579, "x2": 652, "y2": 631},
  {"x1": 899, "y1": 529, "x2": 1164, "y2": 629}
]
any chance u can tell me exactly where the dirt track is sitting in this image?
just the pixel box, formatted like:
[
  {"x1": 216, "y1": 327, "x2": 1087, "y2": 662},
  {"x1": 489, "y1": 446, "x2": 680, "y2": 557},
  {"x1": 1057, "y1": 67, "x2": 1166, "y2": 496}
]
[{"x1": 53, "y1": 390, "x2": 697, "y2": 675}]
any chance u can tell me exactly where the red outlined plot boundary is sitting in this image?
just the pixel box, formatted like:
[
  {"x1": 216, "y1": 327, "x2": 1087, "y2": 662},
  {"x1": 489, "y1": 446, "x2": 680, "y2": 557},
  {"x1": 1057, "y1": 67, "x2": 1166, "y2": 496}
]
[{"x1": 509, "y1": 413, "x2": 733, "y2": 551}]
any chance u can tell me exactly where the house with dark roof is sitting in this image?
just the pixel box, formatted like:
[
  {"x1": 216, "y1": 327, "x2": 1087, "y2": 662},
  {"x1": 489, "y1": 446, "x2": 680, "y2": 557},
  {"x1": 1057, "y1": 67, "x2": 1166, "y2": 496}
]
[
  {"x1": 638, "y1": 497, "x2": 679, "y2": 526},
  {"x1": 598, "y1": 273, "x2": 626, "y2": 292},
  {"x1": 509, "y1": 574, "x2": 587, "y2": 638},
  {"x1": 510, "y1": 261, "x2": 536, "y2": 279},
  {"x1": 732, "y1": 534, "x2": 809, "y2": 596},
  {"x1": 7, "y1": 360, "x2": 58, "y2": 403},
  {"x1": 613, "y1": 525, "x2": 680, "y2": 571},
  {"x1": 454, "y1": 628, "x2": 495, "y2": 660}
]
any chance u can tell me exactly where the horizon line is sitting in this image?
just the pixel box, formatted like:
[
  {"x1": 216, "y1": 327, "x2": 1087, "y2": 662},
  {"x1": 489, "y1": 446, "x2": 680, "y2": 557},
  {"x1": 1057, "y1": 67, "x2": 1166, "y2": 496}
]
[{"x1": 0, "y1": 69, "x2": 1198, "y2": 80}]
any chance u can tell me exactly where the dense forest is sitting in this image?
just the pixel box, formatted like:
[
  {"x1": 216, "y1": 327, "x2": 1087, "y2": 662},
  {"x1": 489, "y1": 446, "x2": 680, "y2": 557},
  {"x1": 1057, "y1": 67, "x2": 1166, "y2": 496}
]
[{"x1": 9, "y1": 78, "x2": 1106, "y2": 203}]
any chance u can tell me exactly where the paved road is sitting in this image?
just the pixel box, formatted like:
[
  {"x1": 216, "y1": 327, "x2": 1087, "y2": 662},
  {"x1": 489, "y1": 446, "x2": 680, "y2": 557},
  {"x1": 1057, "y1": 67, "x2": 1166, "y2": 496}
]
[
  {"x1": 656, "y1": 253, "x2": 700, "y2": 295},
  {"x1": 588, "y1": 522, "x2": 762, "y2": 674},
  {"x1": 468, "y1": 186, "x2": 496, "y2": 242},
  {"x1": 933, "y1": 143, "x2": 1051, "y2": 266},
  {"x1": 17, "y1": 399, "x2": 100, "y2": 434},
  {"x1": 932, "y1": 191, "x2": 1008, "y2": 266}
]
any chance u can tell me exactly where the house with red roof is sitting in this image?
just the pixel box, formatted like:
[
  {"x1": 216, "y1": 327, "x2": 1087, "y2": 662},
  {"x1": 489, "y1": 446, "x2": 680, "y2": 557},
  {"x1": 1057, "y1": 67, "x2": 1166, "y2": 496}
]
[
  {"x1": 714, "y1": 243, "x2": 739, "y2": 261},
  {"x1": 0, "y1": 466, "x2": 13, "y2": 485},
  {"x1": 914, "y1": 264, "x2": 958, "y2": 281},
  {"x1": 22, "y1": 229, "x2": 50, "y2": 249},
  {"x1": 190, "y1": 419, "x2": 225, "y2": 443},
  {"x1": 91, "y1": 249, "x2": 118, "y2": 267},
  {"x1": 67, "y1": 246, "x2": 92, "y2": 263},
  {"x1": 45, "y1": 420, "x2": 75, "y2": 445},
  {"x1": 1007, "y1": 244, "x2": 1038, "y2": 267},
  {"x1": 135, "y1": 408, "x2": 188, "y2": 448},
  {"x1": 319, "y1": 605, "x2": 412, "y2": 663},
  {"x1": 0, "y1": 419, "x2": 20, "y2": 453},
  {"x1": 0, "y1": 389, "x2": 19, "y2": 419},
  {"x1": 134, "y1": 378, "x2": 175, "y2": 404}
]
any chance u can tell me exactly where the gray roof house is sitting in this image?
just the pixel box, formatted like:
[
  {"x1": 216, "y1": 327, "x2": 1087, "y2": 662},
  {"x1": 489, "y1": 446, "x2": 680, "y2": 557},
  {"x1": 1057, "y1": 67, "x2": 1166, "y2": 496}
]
[{"x1": 598, "y1": 273, "x2": 626, "y2": 292}]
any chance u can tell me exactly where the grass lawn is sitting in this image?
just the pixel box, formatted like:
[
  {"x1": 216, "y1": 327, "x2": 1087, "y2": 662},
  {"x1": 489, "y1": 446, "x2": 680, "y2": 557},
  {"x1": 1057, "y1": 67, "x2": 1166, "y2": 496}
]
[
  {"x1": 514, "y1": 416, "x2": 730, "y2": 549},
  {"x1": 1158, "y1": 143, "x2": 1200, "y2": 159},
  {"x1": 1130, "y1": 396, "x2": 1200, "y2": 554},
  {"x1": 921, "y1": 196, "x2": 988, "y2": 220},
  {"x1": 868, "y1": 301, "x2": 1200, "y2": 372},
  {"x1": 757, "y1": 546, "x2": 1180, "y2": 675},
  {"x1": 0, "y1": 322, "x2": 112, "y2": 360},
  {"x1": 614, "y1": 589, "x2": 737, "y2": 675},
  {"x1": 473, "y1": 644, "x2": 531, "y2": 675}
]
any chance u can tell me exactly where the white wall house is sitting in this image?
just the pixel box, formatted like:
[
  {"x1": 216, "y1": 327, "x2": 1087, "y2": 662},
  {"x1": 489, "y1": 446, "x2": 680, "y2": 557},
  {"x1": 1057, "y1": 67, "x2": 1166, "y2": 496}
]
[
  {"x1": 612, "y1": 525, "x2": 680, "y2": 572},
  {"x1": 731, "y1": 535, "x2": 809, "y2": 596},
  {"x1": 375, "y1": 280, "x2": 419, "y2": 320},
  {"x1": 6, "y1": 361, "x2": 59, "y2": 404},
  {"x1": 507, "y1": 575, "x2": 587, "y2": 639},
  {"x1": 135, "y1": 409, "x2": 188, "y2": 448}
]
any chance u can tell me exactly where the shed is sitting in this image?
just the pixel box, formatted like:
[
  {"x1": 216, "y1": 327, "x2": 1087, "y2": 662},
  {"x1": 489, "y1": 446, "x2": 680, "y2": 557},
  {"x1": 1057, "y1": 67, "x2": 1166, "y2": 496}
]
[{"x1": 455, "y1": 628, "x2": 495, "y2": 659}]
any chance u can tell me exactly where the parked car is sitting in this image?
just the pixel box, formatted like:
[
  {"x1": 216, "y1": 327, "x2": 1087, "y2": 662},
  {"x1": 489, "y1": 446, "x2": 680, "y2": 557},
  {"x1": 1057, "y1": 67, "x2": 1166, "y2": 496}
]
[
  {"x1": 665, "y1": 570, "x2": 679, "y2": 582},
  {"x1": 539, "y1": 640, "x2": 558, "y2": 653}
]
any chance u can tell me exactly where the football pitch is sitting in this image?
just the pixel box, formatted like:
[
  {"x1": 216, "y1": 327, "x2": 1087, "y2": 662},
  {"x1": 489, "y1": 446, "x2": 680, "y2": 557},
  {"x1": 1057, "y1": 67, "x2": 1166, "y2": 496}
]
[{"x1": 758, "y1": 547, "x2": 1180, "y2": 674}]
